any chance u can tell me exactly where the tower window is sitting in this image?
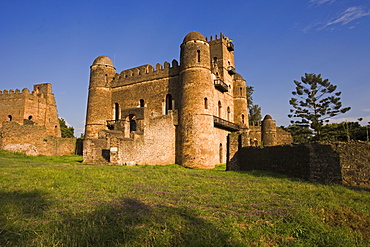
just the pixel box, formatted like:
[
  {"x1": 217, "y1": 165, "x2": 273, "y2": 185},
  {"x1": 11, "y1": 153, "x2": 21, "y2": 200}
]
[
  {"x1": 204, "y1": 98, "x2": 208, "y2": 109},
  {"x1": 8, "y1": 115, "x2": 12, "y2": 121},
  {"x1": 140, "y1": 99, "x2": 145, "y2": 107},
  {"x1": 240, "y1": 87, "x2": 243, "y2": 96},
  {"x1": 28, "y1": 116, "x2": 33, "y2": 120},
  {"x1": 218, "y1": 101, "x2": 222, "y2": 118},
  {"x1": 227, "y1": 107, "x2": 230, "y2": 121},
  {"x1": 165, "y1": 94, "x2": 173, "y2": 114},
  {"x1": 197, "y1": 50, "x2": 201, "y2": 63}
]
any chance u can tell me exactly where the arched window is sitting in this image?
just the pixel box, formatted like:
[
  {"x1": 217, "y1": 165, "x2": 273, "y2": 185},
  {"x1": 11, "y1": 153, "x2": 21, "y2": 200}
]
[
  {"x1": 204, "y1": 98, "x2": 208, "y2": 109},
  {"x1": 114, "y1": 103, "x2": 120, "y2": 121},
  {"x1": 165, "y1": 94, "x2": 173, "y2": 114},
  {"x1": 218, "y1": 101, "x2": 222, "y2": 118},
  {"x1": 240, "y1": 87, "x2": 243, "y2": 96},
  {"x1": 197, "y1": 50, "x2": 201, "y2": 63},
  {"x1": 8, "y1": 115, "x2": 12, "y2": 121},
  {"x1": 28, "y1": 116, "x2": 33, "y2": 120},
  {"x1": 227, "y1": 107, "x2": 231, "y2": 121},
  {"x1": 139, "y1": 99, "x2": 145, "y2": 107},
  {"x1": 241, "y1": 114, "x2": 245, "y2": 124}
]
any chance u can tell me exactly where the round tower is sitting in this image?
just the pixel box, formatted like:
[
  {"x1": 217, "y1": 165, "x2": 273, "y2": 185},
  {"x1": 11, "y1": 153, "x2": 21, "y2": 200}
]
[
  {"x1": 261, "y1": 114, "x2": 277, "y2": 146},
  {"x1": 85, "y1": 55, "x2": 116, "y2": 139},
  {"x1": 233, "y1": 73, "x2": 249, "y2": 128},
  {"x1": 178, "y1": 31, "x2": 217, "y2": 168}
]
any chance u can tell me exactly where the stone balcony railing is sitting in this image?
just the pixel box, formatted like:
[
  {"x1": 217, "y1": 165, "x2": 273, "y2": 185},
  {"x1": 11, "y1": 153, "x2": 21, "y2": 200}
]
[
  {"x1": 214, "y1": 79, "x2": 228, "y2": 92},
  {"x1": 213, "y1": 116, "x2": 240, "y2": 132},
  {"x1": 227, "y1": 42, "x2": 234, "y2": 51}
]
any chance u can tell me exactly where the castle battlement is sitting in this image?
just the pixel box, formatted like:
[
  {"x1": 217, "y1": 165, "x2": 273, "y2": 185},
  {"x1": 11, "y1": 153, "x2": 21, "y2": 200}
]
[
  {"x1": 206, "y1": 32, "x2": 230, "y2": 42},
  {"x1": 0, "y1": 87, "x2": 47, "y2": 100},
  {"x1": 112, "y1": 59, "x2": 180, "y2": 87}
]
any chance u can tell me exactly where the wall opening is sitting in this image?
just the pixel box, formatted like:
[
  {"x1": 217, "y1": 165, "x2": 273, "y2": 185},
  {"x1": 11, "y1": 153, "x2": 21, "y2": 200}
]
[
  {"x1": 8, "y1": 115, "x2": 12, "y2": 121},
  {"x1": 241, "y1": 114, "x2": 245, "y2": 124},
  {"x1": 197, "y1": 50, "x2": 201, "y2": 63},
  {"x1": 227, "y1": 107, "x2": 230, "y2": 121},
  {"x1": 204, "y1": 97, "x2": 208, "y2": 109},
  {"x1": 165, "y1": 94, "x2": 173, "y2": 114},
  {"x1": 129, "y1": 114, "x2": 137, "y2": 132},
  {"x1": 218, "y1": 101, "x2": 222, "y2": 118},
  {"x1": 114, "y1": 103, "x2": 120, "y2": 121},
  {"x1": 240, "y1": 87, "x2": 243, "y2": 96},
  {"x1": 140, "y1": 99, "x2": 145, "y2": 107}
]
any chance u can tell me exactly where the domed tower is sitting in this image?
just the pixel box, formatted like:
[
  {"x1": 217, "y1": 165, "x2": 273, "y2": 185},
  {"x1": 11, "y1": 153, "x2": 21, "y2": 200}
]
[
  {"x1": 261, "y1": 114, "x2": 277, "y2": 146},
  {"x1": 85, "y1": 55, "x2": 116, "y2": 139},
  {"x1": 233, "y1": 73, "x2": 249, "y2": 128},
  {"x1": 178, "y1": 31, "x2": 217, "y2": 168}
]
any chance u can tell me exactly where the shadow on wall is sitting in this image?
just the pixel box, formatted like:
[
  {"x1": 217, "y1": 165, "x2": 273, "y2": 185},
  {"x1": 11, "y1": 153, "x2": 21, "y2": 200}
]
[{"x1": 0, "y1": 195, "x2": 243, "y2": 246}]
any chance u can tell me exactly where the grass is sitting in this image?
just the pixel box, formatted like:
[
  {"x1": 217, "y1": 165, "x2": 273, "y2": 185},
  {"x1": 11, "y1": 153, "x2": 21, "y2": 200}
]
[{"x1": 0, "y1": 150, "x2": 369, "y2": 246}]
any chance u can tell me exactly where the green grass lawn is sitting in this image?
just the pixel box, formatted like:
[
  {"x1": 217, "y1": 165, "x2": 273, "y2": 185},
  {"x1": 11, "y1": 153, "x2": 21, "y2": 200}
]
[{"x1": 0, "y1": 150, "x2": 369, "y2": 246}]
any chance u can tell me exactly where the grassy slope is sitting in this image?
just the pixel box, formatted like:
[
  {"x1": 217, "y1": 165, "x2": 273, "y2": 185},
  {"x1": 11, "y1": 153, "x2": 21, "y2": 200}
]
[{"x1": 0, "y1": 151, "x2": 369, "y2": 246}]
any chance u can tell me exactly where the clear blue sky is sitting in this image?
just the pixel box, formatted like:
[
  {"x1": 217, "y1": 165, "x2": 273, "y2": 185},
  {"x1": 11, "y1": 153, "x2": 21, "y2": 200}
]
[{"x1": 1, "y1": 0, "x2": 369, "y2": 136}]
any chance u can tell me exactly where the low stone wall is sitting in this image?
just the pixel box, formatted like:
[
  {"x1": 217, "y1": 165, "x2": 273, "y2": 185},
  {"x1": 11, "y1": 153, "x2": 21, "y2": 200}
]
[
  {"x1": 0, "y1": 121, "x2": 77, "y2": 156},
  {"x1": 227, "y1": 142, "x2": 370, "y2": 187}
]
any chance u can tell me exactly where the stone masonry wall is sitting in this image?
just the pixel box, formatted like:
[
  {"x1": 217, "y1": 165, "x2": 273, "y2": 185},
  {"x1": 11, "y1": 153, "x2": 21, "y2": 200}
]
[
  {"x1": 0, "y1": 121, "x2": 76, "y2": 156},
  {"x1": 227, "y1": 141, "x2": 370, "y2": 187}
]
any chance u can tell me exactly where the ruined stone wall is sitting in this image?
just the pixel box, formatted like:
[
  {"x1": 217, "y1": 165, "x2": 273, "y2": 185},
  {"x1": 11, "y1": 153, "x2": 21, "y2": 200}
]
[
  {"x1": 117, "y1": 112, "x2": 176, "y2": 165},
  {"x1": 0, "y1": 121, "x2": 76, "y2": 156},
  {"x1": 227, "y1": 142, "x2": 370, "y2": 187},
  {"x1": 0, "y1": 84, "x2": 61, "y2": 137}
]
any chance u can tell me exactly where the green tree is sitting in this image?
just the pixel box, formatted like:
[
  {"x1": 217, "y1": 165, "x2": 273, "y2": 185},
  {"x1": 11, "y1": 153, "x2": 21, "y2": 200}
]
[
  {"x1": 247, "y1": 86, "x2": 262, "y2": 122},
  {"x1": 59, "y1": 118, "x2": 75, "y2": 138},
  {"x1": 288, "y1": 73, "x2": 350, "y2": 140},
  {"x1": 281, "y1": 124, "x2": 313, "y2": 143}
]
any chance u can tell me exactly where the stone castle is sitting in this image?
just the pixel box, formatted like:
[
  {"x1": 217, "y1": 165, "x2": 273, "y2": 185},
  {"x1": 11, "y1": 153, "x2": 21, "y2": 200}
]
[
  {"x1": 83, "y1": 31, "x2": 292, "y2": 168},
  {"x1": 0, "y1": 83, "x2": 76, "y2": 155}
]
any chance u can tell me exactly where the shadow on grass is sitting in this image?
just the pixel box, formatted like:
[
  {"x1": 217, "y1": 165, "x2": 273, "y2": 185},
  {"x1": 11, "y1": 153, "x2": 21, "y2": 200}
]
[
  {"x1": 52, "y1": 197, "x2": 243, "y2": 246},
  {"x1": 0, "y1": 190, "x2": 50, "y2": 246}
]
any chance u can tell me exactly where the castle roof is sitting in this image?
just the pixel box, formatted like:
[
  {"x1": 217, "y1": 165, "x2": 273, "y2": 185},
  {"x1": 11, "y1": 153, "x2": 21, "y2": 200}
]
[
  {"x1": 264, "y1": 115, "x2": 273, "y2": 120},
  {"x1": 92, "y1": 55, "x2": 114, "y2": 67},
  {"x1": 183, "y1": 31, "x2": 206, "y2": 43}
]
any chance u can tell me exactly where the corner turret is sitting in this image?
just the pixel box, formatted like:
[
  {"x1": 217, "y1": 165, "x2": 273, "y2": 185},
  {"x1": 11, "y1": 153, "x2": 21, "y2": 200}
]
[
  {"x1": 178, "y1": 31, "x2": 216, "y2": 168},
  {"x1": 85, "y1": 55, "x2": 116, "y2": 139}
]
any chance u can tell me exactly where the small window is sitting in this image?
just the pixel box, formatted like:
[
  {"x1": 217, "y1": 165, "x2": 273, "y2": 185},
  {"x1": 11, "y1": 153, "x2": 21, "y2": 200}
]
[
  {"x1": 241, "y1": 114, "x2": 245, "y2": 124},
  {"x1": 114, "y1": 103, "x2": 120, "y2": 120},
  {"x1": 197, "y1": 50, "x2": 201, "y2": 63},
  {"x1": 140, "y1": 99, "x2": 145, "y2": 107},
  {"x1": 240, "y1": 87, "x2": 243, "y2": 96},
  {"x1": 8, "y1": 115, "x2": 12, "y2": 121},
  {"x1": 204, "y1": 98, "x2": 208, "y2": 109},
  {"x1": 165, "y1": 94, "x2": 173, "y2": 114},
  {"x1": 218, "y1": 101, "x2": 222, "y2": 118},
  {"x1": 227, "y1": 107, "x2": 230, "y2": 121},
  {"x1": 28, "y1": 116, "x2": 33, "y2": 120}
]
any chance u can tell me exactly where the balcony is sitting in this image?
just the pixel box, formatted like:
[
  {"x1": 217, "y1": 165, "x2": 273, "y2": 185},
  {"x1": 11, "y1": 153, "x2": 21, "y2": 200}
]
[
  {"x1": 213, "y1": 116, "x2": 240, "y2": 132},
  {"x1": 227, "y1": 42, "x2": 234, "y2": 51},
  {"x1": 227, "y1": 66, "x2": 236, "y2": 75},
  {"x1": 214, "y1": 79, "x2": 228, "y2": 92}
]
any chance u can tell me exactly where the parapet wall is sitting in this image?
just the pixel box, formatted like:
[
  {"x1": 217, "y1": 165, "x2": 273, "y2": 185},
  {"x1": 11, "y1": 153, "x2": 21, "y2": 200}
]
[
  {"x1": 227, "y1": 142, "x2": 370, "y2": 187},
  {"x1": 111, "y1": 60, "x2": 180, "y2": 87}
]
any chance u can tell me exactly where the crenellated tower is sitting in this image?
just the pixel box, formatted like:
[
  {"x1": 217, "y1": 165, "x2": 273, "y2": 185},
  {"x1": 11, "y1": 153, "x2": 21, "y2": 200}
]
[
  {"x1": 178, "y1": 31, "x2": 217, "y2": 168},
  {"x1": 85, "y1": 55, "x2": 116, "y2": 139}
]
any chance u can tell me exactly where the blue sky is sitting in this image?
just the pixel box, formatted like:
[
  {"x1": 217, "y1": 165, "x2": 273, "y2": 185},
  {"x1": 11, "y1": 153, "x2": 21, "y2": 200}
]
[{"x1": 1, "y1": 0, "x2": 369, "y2": 136}]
